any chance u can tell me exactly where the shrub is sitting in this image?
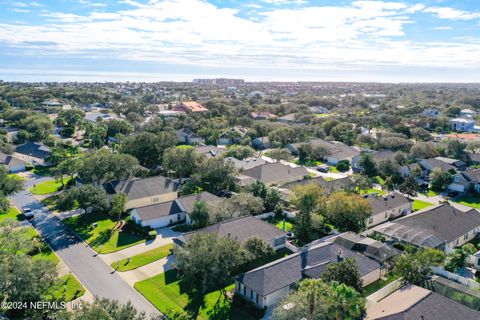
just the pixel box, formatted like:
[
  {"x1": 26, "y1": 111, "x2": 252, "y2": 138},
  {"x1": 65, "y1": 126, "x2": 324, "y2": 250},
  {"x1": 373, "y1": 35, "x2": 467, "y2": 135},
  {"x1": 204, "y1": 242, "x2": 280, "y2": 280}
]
[
  {"x1": 336, "y1": 160, "x2": 350, "y2": 172},
  {"x1": 147, "y1": 230, "x2": 157, "y2": 240}
]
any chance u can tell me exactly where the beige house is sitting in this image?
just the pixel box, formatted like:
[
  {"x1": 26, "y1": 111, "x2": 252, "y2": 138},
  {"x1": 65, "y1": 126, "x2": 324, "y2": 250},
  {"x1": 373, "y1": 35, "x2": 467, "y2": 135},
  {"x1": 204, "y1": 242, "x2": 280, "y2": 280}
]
[
  {"x1": 365, "y1": 192, "x2": 413, "y2": 228},
  {"x1": 104, "y1": 176, "x2": 180, "y2": 210}
]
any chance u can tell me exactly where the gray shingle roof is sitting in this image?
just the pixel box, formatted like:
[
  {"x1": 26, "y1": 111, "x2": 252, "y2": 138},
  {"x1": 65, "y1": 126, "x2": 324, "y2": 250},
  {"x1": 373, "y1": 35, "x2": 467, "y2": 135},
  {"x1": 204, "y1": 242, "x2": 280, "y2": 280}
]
[
  {"x1": 225, "y1": 157, "x2": 268, "y2": 171},
  {"x1": 175, "y1": 191, "x2": 221, "y2": 212},
  {"x1": 463, "y1": 168, "x2": 480, "y2": 183},
  {"x1": 104, "y1": 176, "x2": 179, "y2": 200},
  {"x1": 419, "y1": 158, "x2": 456, "y2": 172},
  {"x1": 366, "y1": 192, "x2": 412, "y2": 216},
  {"x1": 236, "y1": 241, "x2": 380, "y2": 296},
  {"x1": 131, "y1": 200, "x2": 182, "y2": 221},
  {"x1": 182, "y1": 215, "x2": 287, "y2": 246},
  {"x1": 241, "y1": 162, "x2": 309, "y2": 185},
  {"x1": 15, "y1": 142, "x2": 51, "y2": 159},
  {"x1": 280, "y1": 176, "x2": 353, "y2": 195},
  {"x1": 0, "y1": 152, "x2": 27, "y2": 168},
  {"x1": 373, "y1": 203, "x2": 480, "y2": 247},
  {"x1": 377, "y1": 291, "x2": 480, "y2": 320}
]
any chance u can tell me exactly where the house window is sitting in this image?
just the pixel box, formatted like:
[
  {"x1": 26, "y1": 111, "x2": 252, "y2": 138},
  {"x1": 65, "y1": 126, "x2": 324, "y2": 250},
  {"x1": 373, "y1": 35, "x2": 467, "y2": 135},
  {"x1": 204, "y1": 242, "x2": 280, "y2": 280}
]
[
  {"x1": 274, "y1": 237, "x2": 286, "y2": 247},
  {"x1": 454, "y1": 175, "x2": 460, "y2": 183},
  {"x1": 239, "y1": 284, "x2": 245, "y2": 295},
  {"x1": 152, "y1": 197, "x2": 159, "y2": 203},
  {"x1": 251, "y1": 291, "x2": 258, "y2": 304},
  {"x1": 464, "y1": 233, "x2": 469, "y2": 240},
  {"x1": 177, "y1": 213, "x2": 181, "y2": 221},
  {"x1": 368, "y1": 217, "x2": 374, "y2": 224},
  {"x1": 384, "y1": 212, "x2": 388, "y2": 219}
]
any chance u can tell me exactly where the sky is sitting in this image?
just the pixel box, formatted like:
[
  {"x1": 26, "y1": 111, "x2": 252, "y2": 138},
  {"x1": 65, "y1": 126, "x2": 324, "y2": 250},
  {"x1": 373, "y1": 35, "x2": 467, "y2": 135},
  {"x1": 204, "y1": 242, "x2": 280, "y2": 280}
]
[{"x1": 0, "y1": 0, "x2": 479, "y2": 82}]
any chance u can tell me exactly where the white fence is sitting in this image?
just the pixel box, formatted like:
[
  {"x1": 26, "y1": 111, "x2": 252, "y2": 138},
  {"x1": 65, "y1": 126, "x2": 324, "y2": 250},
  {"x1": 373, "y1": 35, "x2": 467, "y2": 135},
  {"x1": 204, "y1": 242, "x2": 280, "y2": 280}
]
[
  {"x1": 432, "y1": 266, "x2": 480, "y2": 290},
  {"x1": 366, "y1": 279, "x2": 403, "y2": 308}
]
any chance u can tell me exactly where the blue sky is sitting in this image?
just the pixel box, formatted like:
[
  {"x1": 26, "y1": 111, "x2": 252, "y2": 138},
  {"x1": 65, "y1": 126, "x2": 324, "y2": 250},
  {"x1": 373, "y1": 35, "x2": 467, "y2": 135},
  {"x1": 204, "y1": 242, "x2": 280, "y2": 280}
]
[{"x1": 0, "y1": 0, "x2": 479, "y2": 82}]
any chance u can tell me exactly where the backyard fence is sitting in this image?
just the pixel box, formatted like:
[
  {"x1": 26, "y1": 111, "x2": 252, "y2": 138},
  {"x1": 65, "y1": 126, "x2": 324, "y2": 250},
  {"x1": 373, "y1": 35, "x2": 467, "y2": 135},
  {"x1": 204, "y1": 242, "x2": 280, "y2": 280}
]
[{"x1": 432, "y1": 266, "x2": 480, "y2": 290}]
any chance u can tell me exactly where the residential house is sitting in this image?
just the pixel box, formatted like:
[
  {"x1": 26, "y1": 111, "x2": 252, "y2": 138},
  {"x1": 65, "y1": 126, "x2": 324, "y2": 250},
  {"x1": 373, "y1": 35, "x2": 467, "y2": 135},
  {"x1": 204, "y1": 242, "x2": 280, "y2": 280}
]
[
  {"x1": 104, "y1": 175, "x2": 180, "y2": 210},
  {"x1": 0, "y1": 152, "x2": 27, "y2": 172},
  {"x1": 364, "y1": 192, "x2": 413, "y2": 228},
  {"x1": 277, "y1": 113, "x2": 298, "y2": 124},
  {"x1": 435, "y1": 156, "x2": 467, "y2": 171},
  {"x1": 332, "y1": 232, "x2": 400, "y2": 264},
  {"x1": 236, "y1": 162, "x2": 309, "y2": 187},
  {"x1": 467, "y1": 152, "x2": 480, "y2": 164},
  {"x1": 370, "y1": 203, "x2": 480, "y2": 254},
  {"x1": 462, "y1": 168, "x2": 480, "y2": 193},
  {"x1": 130, "y1": 191, "x2": 220, "y2": 229},
  {"x1": 278, "y1": 176, "x2": 354, "y2": 198},
  {"x1": 84, "y1": 111, "x2": 115, "y2": 123},
  {"x1": 309, "y1": 106, "x2": 329, "y2": 114},
  {"x1": 173, "y1": 101, "x2": 208, "y2": 113},
  {"x1": 176, "y1": 215, "x2": 287, "y2": 250},
  {"x1": 225, "y1": 157, "x2": 269, "y2": 171},
  {"x1": 398, "y1": 162, "x2": 423, "y2": 179},
  {"x1": 449, "y1": 171, "x2": 471, "y2": 194},
  {"x1": 422, "y1": 108, "x2": 440, "y2": 117},
  {"x1": 252, "y1": 136, "x2": 271, "y2": 150},
  {"x1": 286, "y1": 139, "x2": 360, "y2": 165},
  {"x1": 14, "y1": 141, "x2": 52, "y2": 166},
  {"x1": 418, "y1": 158, "x2": 457, "y2": 176},
  {"x1": 366, "y1": 284, "x2": 480, "y2": 320},
  {"x1": 235, "y1": 240, "x2": 381, "y2": 309},
  {"x1": 352, "y1": 150, "x2": 396, "y2": 173},
  {"x1": 217, "y1": 127, "x2": 248, "y2": 145},
  {"x1": 449, "y1": 117, "x2": 477, "y2": 132},
  {"x1": 175, "y1": 128, "x2": 204, "y2": 145},
  {"x1": 250, "y1": 112, "x2": 277, "y2": 120},
  {"x1": 460, "y1": 108, "x2": 478, "y2": 118},
  {"x1": 194, "y1": 145, "x2": 225, "y2": 158}
]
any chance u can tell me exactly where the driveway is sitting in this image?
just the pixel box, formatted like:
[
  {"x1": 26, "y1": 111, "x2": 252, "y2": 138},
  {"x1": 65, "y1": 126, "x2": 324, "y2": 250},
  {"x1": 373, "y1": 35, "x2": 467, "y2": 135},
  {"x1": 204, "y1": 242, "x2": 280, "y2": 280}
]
[{"x1": 10, "y1": 174, "x2": 160, "y2": 317}]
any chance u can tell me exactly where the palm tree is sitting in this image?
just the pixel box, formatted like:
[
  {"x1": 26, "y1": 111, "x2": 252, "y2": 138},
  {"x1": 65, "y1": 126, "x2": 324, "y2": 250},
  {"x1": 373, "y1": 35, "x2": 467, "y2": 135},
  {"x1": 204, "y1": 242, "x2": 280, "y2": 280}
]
[{"x1": 325, "y1": 282, "x2": 365, "y2": 320}]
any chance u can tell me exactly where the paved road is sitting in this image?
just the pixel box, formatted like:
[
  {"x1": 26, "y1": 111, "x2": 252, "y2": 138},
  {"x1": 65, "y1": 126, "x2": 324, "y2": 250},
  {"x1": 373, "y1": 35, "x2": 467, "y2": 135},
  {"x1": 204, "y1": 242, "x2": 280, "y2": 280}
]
[{"x1": 10, "y1": 175, "x2": 160, "y2": 317}]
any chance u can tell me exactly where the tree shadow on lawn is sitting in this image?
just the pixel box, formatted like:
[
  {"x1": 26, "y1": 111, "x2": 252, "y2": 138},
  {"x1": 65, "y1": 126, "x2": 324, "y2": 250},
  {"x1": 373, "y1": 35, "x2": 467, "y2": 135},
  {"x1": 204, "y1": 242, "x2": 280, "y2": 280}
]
[
  {"x1": 116, "y1": 229, "x2": 144, "y2": 247},
  {"x1": 89, "y1": 229, "x2": 112, "y2": 248}
]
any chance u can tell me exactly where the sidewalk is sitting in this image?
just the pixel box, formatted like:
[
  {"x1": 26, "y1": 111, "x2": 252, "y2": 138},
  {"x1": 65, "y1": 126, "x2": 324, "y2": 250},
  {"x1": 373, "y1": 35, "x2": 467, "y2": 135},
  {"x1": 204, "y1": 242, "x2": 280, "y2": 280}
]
[
  {"x1": 99, "y1": 228, "x2": 180, "y2": 265},
  {"x1": 115, "y1": 255, "x2": 176, "y2": 286}
]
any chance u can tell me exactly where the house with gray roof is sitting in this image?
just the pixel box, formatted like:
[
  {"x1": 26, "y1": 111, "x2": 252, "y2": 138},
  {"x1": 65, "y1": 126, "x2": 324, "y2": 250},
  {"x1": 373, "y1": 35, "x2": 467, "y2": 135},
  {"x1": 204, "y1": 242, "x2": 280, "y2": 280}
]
[
  {"x1": 365, "y1": 192, "x2": 412, "y2": 228},
  {"x1": 235, "y1": 240, "x2": 381, "y2": 309},
  {"x1": 194, "y1": 145, "x2": 225, "y2": 158},
  {"x1": 0, "y1": 152, "x2": 27, "y2": 172},
  {"x1": 130, "y1": 191, "x2": 220, "y2": 229},
  {"x1": 176, "y1": 128, "x2": 204, "y2": 145},
  {"x1": 286, "y1": 139, "x2": 360, "y2": 165},
  {"x1": 252, "y1": 136, "x2": 271, "y2": 150},
  {"x1": 236, "y1": 162, "x2": 309, "y2": 187},
  {"x1": 104, "y1": 175, "x2": 180, "y2": 210},
  {"x1": 352, "y1": 150, "x2": 396, "y2": 173},
  {"x1": 370, "y1": 203, "x2": 480, "y2": 254},
  {"x1": 332, "y1": 232, "x2": 400, "y2": 263},
  {"x1": 225, "y1": 157, "x2": 269, "y2": 171},
  {"x1": 462, "y1": 168, "x2": 480, "y2": 193},
  {"x1": 14, "y1": 141, "x2": 52, "y2": 165},
  {"x1": 177, "y1": 215, "x2": 287, "y2": 250},
  {"x1": 279, "y1": 176, "x2": 354, "y2": 198}
]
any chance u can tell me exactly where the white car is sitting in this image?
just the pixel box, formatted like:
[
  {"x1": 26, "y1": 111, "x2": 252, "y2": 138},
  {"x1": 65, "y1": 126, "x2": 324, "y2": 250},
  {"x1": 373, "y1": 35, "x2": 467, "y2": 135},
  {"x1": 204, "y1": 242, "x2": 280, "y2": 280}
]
[{"x1": 23, "y1": 208, "x2": 42, "y2": 219}]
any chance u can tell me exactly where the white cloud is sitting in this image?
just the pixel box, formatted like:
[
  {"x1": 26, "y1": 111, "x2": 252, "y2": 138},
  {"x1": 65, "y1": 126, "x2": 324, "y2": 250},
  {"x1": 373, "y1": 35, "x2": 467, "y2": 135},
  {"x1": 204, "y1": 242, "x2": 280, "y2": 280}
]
[
  {"x1": 434, "y1": 26, "x2": 452, "y2": 30},
  {"x1": 424, "y1": 7, "x2": 480, "y2": 20},
  {"x1": 0, "y1": 0, "x2": 479, "y2": 73}
]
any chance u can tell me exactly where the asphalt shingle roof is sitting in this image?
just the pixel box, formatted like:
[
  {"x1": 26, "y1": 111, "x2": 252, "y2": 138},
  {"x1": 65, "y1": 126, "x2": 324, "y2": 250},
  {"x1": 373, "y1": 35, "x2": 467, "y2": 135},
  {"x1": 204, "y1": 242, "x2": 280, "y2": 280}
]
[
  {"x1": 241, "y1": 162, "x2": 309, "y2": 185},
  {"x1": 132, "y1": 200, "x2": 182, "y2": 221},
  {"x1": 366, "y1": 192, "x2": 412, "y2": 216},
  {"x1": 104, "y1": 176, "x2": 179, "y2": 200},
  {"x1": 236, "y1": 241, "x2": 380, "y2": 296}
]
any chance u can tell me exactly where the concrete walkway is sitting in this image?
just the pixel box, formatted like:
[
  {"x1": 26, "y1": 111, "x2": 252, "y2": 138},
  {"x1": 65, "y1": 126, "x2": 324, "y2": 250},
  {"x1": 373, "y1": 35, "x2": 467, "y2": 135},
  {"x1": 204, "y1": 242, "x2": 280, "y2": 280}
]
[
  {"x1": 115, "y1": 255, "x2": 176, "y2": 286},
  {"x1": 99, "y1": 228, "x2": 180, "y2": 265}
]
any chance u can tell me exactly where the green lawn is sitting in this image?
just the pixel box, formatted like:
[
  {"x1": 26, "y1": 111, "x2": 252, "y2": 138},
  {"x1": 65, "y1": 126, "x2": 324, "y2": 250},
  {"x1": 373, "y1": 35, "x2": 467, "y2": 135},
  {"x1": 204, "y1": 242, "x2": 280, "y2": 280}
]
[
  {"x1": 264, "y1": 215, "x2": 294, "y2": 232},
  {"x1": 0, "y1": 207, "x2": 24, "y2": 223},
  {"x1": 328, "y1": 166, "x2": 340, "y2": 173},
  {"x1": 315, "y1": 113, "x2": 330, "y2": 117},
  {"x1": 112, "y1": 243, "x2": 174, "y2": 272},
  {"x1": 135, "y1": 270, "x2": 257, "y2": 320},
  {"x1": 63, "y1": 212, "x2": 145, "y2": 253},
  {"x1": 50, "y1": 274, "x2": 86, "y2": 302},
  {"x1": 8, "y1": 173, "x2": 26, "y2": 181},
  {"x1": 359, "y1": 188, "x2": 386, "y2": 196},
  {"x1": 454, "y1": 195, "x2": 480, "y2": 209},
  {"x1": 426, "y1": 189, "x2": 439, "y2": 197},
  {"x1": 364, "y1": 273, "x2": 400, "y2": 296},
  {"x1": 29, "y1": 177, "x2": 72, "y2": 195},
  {"x1": 412, "y1": 199, "x2": 434, "y2": 211},
  {"x1": 374, "y1": 176, "x2": 386, "y2": 185}
]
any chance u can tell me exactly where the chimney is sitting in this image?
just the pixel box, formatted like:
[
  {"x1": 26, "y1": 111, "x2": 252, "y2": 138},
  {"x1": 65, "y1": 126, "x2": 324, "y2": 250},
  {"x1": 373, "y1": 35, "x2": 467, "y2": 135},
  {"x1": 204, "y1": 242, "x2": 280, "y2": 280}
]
[{"x1": 337, "y1": 249, "x2": 344, "y2": 262}]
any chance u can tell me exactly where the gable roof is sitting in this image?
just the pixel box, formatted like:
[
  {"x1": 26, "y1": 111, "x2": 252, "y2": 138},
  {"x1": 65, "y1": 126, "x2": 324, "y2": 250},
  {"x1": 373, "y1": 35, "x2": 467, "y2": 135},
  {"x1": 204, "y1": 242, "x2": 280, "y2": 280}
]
[
  {"x1": 365, "y1": 192, "x2": 412, "y2": 216},
  {"x1": 131, "y1": 200, "x2": 182, "y2": 221},
  {"x1": 104, "y1": 176, "x2": 179, "y2": 200},
  {"x1": 463, "y1": 168, "x2": 480, "y2": 183},
  {"x1": 332, "y1": 232, "x2": 400, "y2": 262},
  {"x1": 236, "y1": 241, "x2": 380, "y2": 296},
  {"x1": 0, "y1": 152, "x2": 27, "y2": 168},
  {"x1": 181, "y1": 215, "x2": 287, "y2": 246},
  {"x1": 372, "y1": 203, "x2": 480, "y2": 247},
  {"x1": 280, "y1": 176, "x2": 353, "y2": 195},
  {"x1": 367, "y1": 285, "x2": 480, "y2": 320},
  {"x1": 225, "y1": 157, "x2": 269, "y2": 171},
  {"x1": 240, "y1": 162, "x2": 309, "y2": 185},
  {"x1": 175, "y1": 191, "x2": 221, "y2": 213},
  {"x1": 290, "y1": 139, "x2": 360, "y2": 160},
  {"x1": 15, "y1": 142, "x2": 51, "y2": 159},
  {"x1": 419, "y1": 158, "x2": 456, "y2": 172}
]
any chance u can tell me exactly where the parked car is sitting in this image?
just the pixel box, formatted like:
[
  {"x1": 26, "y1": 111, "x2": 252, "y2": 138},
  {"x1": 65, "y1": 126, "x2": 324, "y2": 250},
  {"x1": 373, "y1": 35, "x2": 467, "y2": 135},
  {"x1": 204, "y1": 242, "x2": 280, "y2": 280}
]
[
  {"x1": 217, "y1": 190, "x2": 236, "y2": 198},
  {"x1": 23, "y1": 208, "x2": 42, "y2": 219},
  {"x1": 316, "y1": 165, "x2": 329, "y2": 173}
]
